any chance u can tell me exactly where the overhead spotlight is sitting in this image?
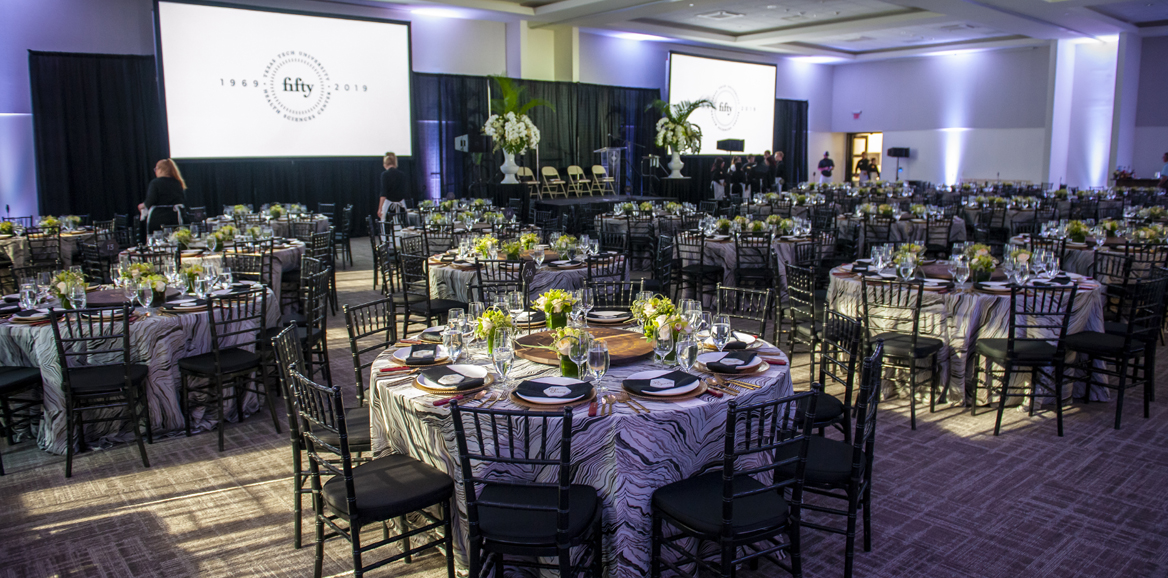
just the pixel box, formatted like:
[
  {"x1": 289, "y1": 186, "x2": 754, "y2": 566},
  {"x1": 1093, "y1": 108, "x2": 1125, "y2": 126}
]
[{"x1": 611, "y1": 32, "x2": 669, "y2": 41}]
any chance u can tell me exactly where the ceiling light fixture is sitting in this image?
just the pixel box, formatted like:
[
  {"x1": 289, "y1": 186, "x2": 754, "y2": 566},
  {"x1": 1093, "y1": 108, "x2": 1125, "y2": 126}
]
[
  {"x1": 411, "y1": 7, "x2": 461, "y2": 18},
  {"x1": 611, "y1": 32, "x2": 669, "y2": 41},
  {"x1": 697, "y1": 10, "x2": 745, "y2": 20}
]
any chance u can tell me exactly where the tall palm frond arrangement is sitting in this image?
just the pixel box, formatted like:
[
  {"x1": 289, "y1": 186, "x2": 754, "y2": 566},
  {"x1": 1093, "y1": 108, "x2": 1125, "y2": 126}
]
[
  {"x1": 647, "y1": 98, "x2": 714, "y2": 154},
  {"x1": 483, "y1": 76, "x2": 554, "y2": 155}
]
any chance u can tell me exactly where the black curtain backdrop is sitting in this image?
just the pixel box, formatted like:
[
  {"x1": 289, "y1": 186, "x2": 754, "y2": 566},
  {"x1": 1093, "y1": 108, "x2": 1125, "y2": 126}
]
[
  {"x1": 28, "y1": 51, "x2": 805, "y2": 228},
  {"x1": 29, "y1": 51, "x2": 167, "y2": 220}
]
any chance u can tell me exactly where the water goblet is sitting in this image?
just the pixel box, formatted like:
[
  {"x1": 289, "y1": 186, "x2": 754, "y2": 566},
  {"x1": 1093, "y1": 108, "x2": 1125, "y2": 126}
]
[
  {"x1": 654, "y1": 329, "x2": 673, "y2": 368},
  {"x1": 69, "y1": 284, "x2": 87, "y2": 310},
  {"x1": 19, "y1": 282, "x2": 38, "y2": 310},
  {"x1": 587, "y1": 340, "x2": 610, "y2": 395},
  {"x1": 711, "y1": 314, "x2": 732, "y2": 353},
  {"x1": 676, "y1": 337, "x2": 699, "y2": 375},
  {"x1": 492, "y1": 338, "x2": 515, "y2": 390},
  {"x1": 568, "y1": 333, "x2": 591, "y2": 378},
  {"x1": 443, "y1": 329, "x2": 464, "y2": 364}
]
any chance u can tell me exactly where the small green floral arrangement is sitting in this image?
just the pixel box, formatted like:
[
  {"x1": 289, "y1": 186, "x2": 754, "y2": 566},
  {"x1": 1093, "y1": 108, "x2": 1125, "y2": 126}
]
[
  {"x1": 64, "y1": 215, "x2": 83, "y2": 227},
  {"x1": 50, "y1": 270, "x2": 87, "y2": 308},
  {"x1": 170, "y1": 227, "x2": 193, "y2": 248},
  {"x1": 639, "y1": 202, "x2": 654, "y2": 211},
  {"x1": 552, "y1": 235, "x2": 577, "y2": 256},
  {"x1": 792, "y1": 193, "x2": 809, "y2": 206},
  {"x1": 473, "y1": 236, "x2": 498, "y2": 258},
  {"x1": 1066, "y1": 220, "x2": 1089, "y2": 243},
  {"x1": 964, "y1": 243, "x2": 992, "y2": 260},
  {"x1": 474, "y1": 308, "x2": 515, "y2": 341},
  {"x1": 232, "y1": 204, "x2": 250, "y2": 214},
  {"x1": 122, "y1": 263, "x2": 156, "y2": 282},
  {"x1": 1138, "y1": 207, "x2": 1167, "y2": 220},
  {"x1": 858, "y1": 203, "x2": 877, "y2": 215},
  {"x1": 217, "y1": 224, "x2": 238, "y2": 242},
  {"x1": 1009, "y1": 248, "x2": 1031, "y2": 264},
  {"x1": 1132, "y1": 224, "x2": 1167, "y2": 244},
  {"x1": 763, "y1": 193, "x2": 780, "y2": 203},
  {"x1": 631, "y1": 294, "x2": 691, "y2": 341},
  {"x1": 969, "y1": 254, "x2": 996, "y2": 275},
  {"x1": 472, "y1": 199, "x2": 488, "y2": 208},
  {"x1": 440, "y1": 200, "x2": 457, "y2": 212},
  {"x1": 141, "y1": 274, "x2": 168, "y2": 294},
  {"x1": 616, "y1": 202, "x2": 636, "y2": 216},
  {"x1": 1013, "y1": 196, "x2": 1038, "y2": 207},
  {"x1": 0, "y1": 222, "x2": 14, "y2": 235},
  {"x1": 287, "y1": 203, "x2": 308, "y2": 214},
  {"x1": 1099, "y1": 219, "x2": 1120, "y2": 235},
  {"x1": 501, "y1": 240, "x2": 523, "y2": 260},
  {"x1": 534, "y1": 288, "x2": 577, "y2": 315},
  {"x1": 715, "y1": 218, "x2": 732, "y2": 234},
  {"x1": 877, "y1": 204, "x2": 896, "y2": 217},
  {"x1": 268, "y1": 204, "x2": 285, "y2": 219},
  {"x1": 664, "y1": 201, "x2": 683, "y2": 214},
  {"x1": 519, "y1": 232, "x2": 539, "y2": 250},
  {"x1": 1052, "y1": 190, "x2": 1069, "y2": 199},
  {"x1": 428, "y1": 213, "x2": 449, "y2": 226},
  {"x1": 38, "y1": 216, "x2": 61, "y2": 232},
  {"x1": 419, "y1": 200, "x2": 437, "y2": 210},
  {"x1": 181, "y1": 263, "x2": 205, "y2": 292},
  {"x1": 746, "y1": 220, "x2": 767, "y2": 233},
  {"x1": 732, "y1": 216, "x2": 749, "y2": 228},
  {"x1": 765, "y1": 215, "x2": 794, "y2": 234},
  {"x1": 893, "y1": 243, "x2": 924, "y2": 263},
  {"x1": 482, "y1": 211, "x2": 505, "y2": 223},
  {"x1": 910, "y1": 204, "x2": 926, "y2": 217},
  {"x1": 246, "y1": 226, "x2": 263, "y2": 239}
]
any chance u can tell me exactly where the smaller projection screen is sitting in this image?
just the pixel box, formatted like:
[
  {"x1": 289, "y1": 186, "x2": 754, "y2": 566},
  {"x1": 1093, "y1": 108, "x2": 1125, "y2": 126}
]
[
  {"x1": 667, "y1": 53, "x2": 777, "y2": 155},
  {"x1": 155, "y1": 1, "x2": 412, "y2": 158}
]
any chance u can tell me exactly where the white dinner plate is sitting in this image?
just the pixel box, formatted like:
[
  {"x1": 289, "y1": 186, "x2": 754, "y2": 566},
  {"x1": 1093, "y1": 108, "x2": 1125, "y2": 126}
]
[
  {"x1": 622, "y1": 370, "x2": 702, "y2": 397},
  {"x1": 514, "y1": 377, "x2": 591, "y2": 404},
  {"x1": 418, "y1": 365, "x2": 488, "y2": 390},
  {"x1": 392, "y1": 345, "x2": 450, "y2": 364},
  {"x1": 702, "y1": 331, "x2": 758, "y2": 349}
]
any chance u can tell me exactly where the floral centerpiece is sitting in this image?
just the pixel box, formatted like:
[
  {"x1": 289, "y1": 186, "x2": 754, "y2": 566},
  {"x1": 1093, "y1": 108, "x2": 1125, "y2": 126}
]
[
  {"x1": 553, "y1": 327, "x2": 586, "y2": 378},
  {"x1": 440, "y1": 200, "x2": 457, "y2": 212},
  {"x1": 64, "y1": 215, "x2": 83, "y2": 228},
  {"x1": 639, "y1": 202, "x2": 654, "y2": 212},
  {"x1": 473, "y1": 236, "x2": 498, "y2": 259},
  {"x1": 232, "y1": 204, "x2": 250, "y2": 215},
  {"x1": 0, "y1": 222, "x2": 15, "y2": 235},
  {"x1": 287, "y1": 203, "x2": 307, "y2": 215},
  {"x1": 501, "y1": 240, "x2": 523, "y2": 261},
  {"x1": 1132, "y1": 224, "x2": 1168, "y2": 244},
  {"x1": 50, "y1": 270, "x2": 86, "y2": 309},
  {"x1": 169, "y1": 227, "x2": 193, "y2": 250},
  {"x1": 1066, "y1": 220, "x2": 1089, "y2": 243},
  {"x1": 792, "y1": 193, "x2": 809, "y2": 206},
  {"x1": 745, "y1": 220, "x2": 767, "y2": 233},
  {"x1": 664, "y1": 201, "x2": 683, "y2": 215},
  {"x1": 552, "y1": 235, "x2": 577, "y2": 258},
  {"x1": 648, "y1": 98, "x2": 714, "y2": 178},
  {"x1": 38, "y1": 216, "x2": 60, "y2": 233},
  {"x1": 484, "y1": 76, "x2": 552, "y2": 184},
  {"x1": 1138, "y1": 207, "x2": 1167, "y2": 221},
  {"x1": 766, "y1": 215, "x2": 794, "y2": 235},
  {"x1": 1009, "y1": 248, "x2": 1032, "y2": 265},
  {"x1": 419, "y1": 200, "x2": 437, "y2": 210},
  {"x1": 141, "y1": 274, "x2": 169, "y2": 307},
  {"x1": 1099, "y1": 219, "x2": 1120, "y2": 236},
  {"x1": 481, "y1": 211, "x2": 505, "y2": 224},
  {"x1": 519, "y1": 232, "x2": 539, "y2": 250},
  {"x1": 268, "y1": 204, "x2": 285, "y2": 219},
  {"x1": 181, "y1": 263, "x2": 205, "y2": 293},
  {"x1": 1052, "y1": 189, "x2": 1070, "y2": 200},
  {"x1": 473, "y1": 199, "x2": 489, "y2": 208},
  {"x1": 763, "y1": 193, "x2": 780, "y2": 204},
  {"x1": 473, "y1": 308, "x2": 515, "y2": 355},
  {"x1": 732, "y1": 216, "x2": 749, "y2": 229},
  {"x1": 893, "y1": 243, "x2": 924, "y2": 263},
  {"x1": 964, "y1": 243, "x2": 996, "y2": 282},
  {"x1": 910, "y1": 204, "x2": 926, "y2": 217},
  {"x1": 122, "y1": 263, "x2": 156, "y2": 283},
  {"x1": 877, "y1": 204, "x2": 896, "y2": 217},
  {"x1": 858, "y1": 203, "x2": 878, "y2": 215},
  {"x1": 534, "y1": 289, "x2": 577, "y2": 330},
  {"x1": 714, "y1": 218, "x2": 732, "y2": 235},
  {"x1": 615, "y1": 202, "x2": 636, "y2": 216},
  {"x1": 246, "y1": 226, "x2": 263, "y2": 239},
  {"x1": 630, "y1": 294, "x2": 691, "y2": 362}
]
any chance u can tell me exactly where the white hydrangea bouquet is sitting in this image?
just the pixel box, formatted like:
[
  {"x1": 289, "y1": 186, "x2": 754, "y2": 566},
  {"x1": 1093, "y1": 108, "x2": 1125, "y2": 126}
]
[
  {"x1": 484, "y1": 76, "x2": 554, "y2": 184},
  {"x1": 649, "y1": 98, "x2": 713, "y2": 178}
]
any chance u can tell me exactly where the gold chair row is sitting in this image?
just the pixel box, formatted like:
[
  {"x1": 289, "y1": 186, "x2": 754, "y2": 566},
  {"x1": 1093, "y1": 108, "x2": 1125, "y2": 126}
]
[{"x1": 519, "y1": 165, "x2": 616, "y2": 199}]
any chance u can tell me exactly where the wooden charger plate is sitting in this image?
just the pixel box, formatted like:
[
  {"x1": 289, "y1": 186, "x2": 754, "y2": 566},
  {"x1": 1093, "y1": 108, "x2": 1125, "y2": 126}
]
[
  {"x1": 509, "y1": 388, "x2": 596, "y2": 411},
  {"x1": 413, "y1": 373, "x2": 494, "y2": 396},
  {"x1": 515, "y1": 327, "x2": 653, "y2": 366},
  {"x1": 624, "y1": 380, "x2": 708, "y2": 402},
  {"x1": 696, "y1": 360, "x2": 772, "y2": 376}
]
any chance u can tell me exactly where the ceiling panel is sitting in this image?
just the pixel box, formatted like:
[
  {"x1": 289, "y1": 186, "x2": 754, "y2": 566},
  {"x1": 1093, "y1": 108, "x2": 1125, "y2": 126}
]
[
  {"x1": 641, "y1": 0, "x2": 909, "y2": 34},
  {"x1": 797, "y1": 20, "x2": 1007, "y2": 52},
  {"x1": 1090, "y1": 0, "x2": 1168, "y2": 25}
]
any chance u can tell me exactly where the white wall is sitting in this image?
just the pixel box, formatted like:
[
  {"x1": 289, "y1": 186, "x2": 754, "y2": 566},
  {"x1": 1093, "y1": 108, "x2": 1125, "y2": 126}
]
[
  {"x1": 1134, "y1": 36, "x2": 1168, "y2": 178},
  {"x1": 881, "y1": 128, "x2": 1047, "y2": 184},
  {"x1": 1063, "y1": 39, "x2": 1118, "y2": 188}
]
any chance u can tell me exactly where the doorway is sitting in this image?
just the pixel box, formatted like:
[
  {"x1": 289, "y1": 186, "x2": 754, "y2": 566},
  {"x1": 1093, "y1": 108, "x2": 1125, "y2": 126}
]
[{"x1": 846, "y1": 132, "x2": 883, "y2": 183}]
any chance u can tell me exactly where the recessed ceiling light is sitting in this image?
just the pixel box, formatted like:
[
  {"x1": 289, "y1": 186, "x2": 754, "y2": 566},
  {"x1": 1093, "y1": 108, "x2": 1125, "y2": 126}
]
[{"x1": 697, "y1": 10, "x2": 744, "y2": 20}]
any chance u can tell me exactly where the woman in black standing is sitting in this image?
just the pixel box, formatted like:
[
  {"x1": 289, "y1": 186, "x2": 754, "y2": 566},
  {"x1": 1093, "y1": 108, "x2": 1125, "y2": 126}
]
[
  {"x1": 377, "y1": 152, "x2": 409, "y2": 220},
  {"x1": 138, "y1": 158, "x2": 187, "y2": 233},
  {"x1": 710, "y1": 157, "x2": 727, "y2": 200}
]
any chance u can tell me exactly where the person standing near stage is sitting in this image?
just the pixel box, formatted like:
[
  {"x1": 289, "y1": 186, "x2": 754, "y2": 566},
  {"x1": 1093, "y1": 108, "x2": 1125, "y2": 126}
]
[
  {"x1": 1159, "y1": 152, "x2": 1167, "y2": 190},
  {"x1": 773, "y1": 151, "x2": 786, "y2": 191},
  {"x1": 817, "y1": 152, "x2": 835, "y2": 184},
  {"x1": 138, "y1": 158, "x2": 187, "y2": 233},
  {"x1": 377, "y1": 152, "x2": 409, "y2": 220}
]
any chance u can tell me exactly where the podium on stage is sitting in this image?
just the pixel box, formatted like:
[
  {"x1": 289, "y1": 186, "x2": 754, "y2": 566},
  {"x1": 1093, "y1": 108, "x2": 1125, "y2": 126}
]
[{"x1": 594, "y1": 147, "x2": 624, "y2": 195}]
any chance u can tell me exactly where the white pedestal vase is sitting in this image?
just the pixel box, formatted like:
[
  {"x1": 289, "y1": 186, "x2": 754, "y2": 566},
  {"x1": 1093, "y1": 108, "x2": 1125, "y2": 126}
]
[
  {"x1": 667, "y1": 148, "x2": 684, "y2": 179},
  {"x1": 500, "y1": 151, "x2": 520, "y2": 184}
]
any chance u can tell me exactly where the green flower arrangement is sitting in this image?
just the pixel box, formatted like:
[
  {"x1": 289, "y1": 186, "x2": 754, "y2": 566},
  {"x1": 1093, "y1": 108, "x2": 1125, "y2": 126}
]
[
  {"x1": 246, "y1": 226, "x2": 263, "y2": 239},
  {"x1": 268, "y1": 204, "x2": 285, "y2": 219},
  {"x1": 1138, "y1": 207, "x2": 1167, "y2": 220},
  {"x1": 181, "y1": 263, "x2": 205, "y2": 293},
  {"x1": 1053, "y1": 190, "x2": 1069, "y2": 199},
  {"x1": 745, "y1": 221, "x2": 766, "y2": 232},
  {"x1": 64, "y1": 215, "x2": 83, "y2": 227},
  {"x1": 792, "y1": 193, "x2": 808, "y2": 206},
  {"x1": 858, "y1": 203, "x2": 877, "y2": 215},
  {"x1": 50, "y1": 270, "x2": 87, "y2": 309},
  {"x1": 877, "y1": 204, "x2": 896, "y2": 217},
  {"x1": 232, "y1": 204, "x2": 250, "y2": 214},
  {"x1": 1066, "y1": 220, "x2": 1089, "y2": 243},
  {"x1": 482, "y1": 211, "x2": 505, "y2": 223},
  {"x1": 765, "y1": 215, "x2": 794, "y2": 234},
  {"x1": 715, "y1": 218, "x2": 732, "y2": 234},
  {"x1": 473, "y1": 199, "x2": 488, "y2": 208},
  {"x1": 170, "y1": 227, "x2": 193, "y2": 249},
  {"x1": 534, "y1": 289, "x2": 577, "y2": 330},
  {"x1": 553, "y1": 326, "x2": 586, "y2": 378},
  {"x1": 631, "y1": 294, "x2": 691, "y2": 346},
  {"x1": 38, "y1": 215, "x2": 61, "y2": 232},
  {"x1": 893, "y1": 243, "x2": 924, "y2": 263},
  {"x1": 474, "y1": 308, "x2": 515, "y2": 354},
  {"x1": 501, "y1": 240, "x2": 523, "y2": 260},
  {"x1": 428, "y1": 213, "x2": 450, "y2": 226},
  {"x1": 473, "y1": 236, "x2": 498, "y2": 259},
  {"x1": 122, "y1": 263, "x2": 156, "y2": 282},
  {"x1": 0, "y1": 222, "x2": 14, "y2": 235},
  {"x1": 440, "y1": 200, "x2": 457, "y2": 212},
  {"x1": 519, "y1": 232, "x2": 539, "y2": 250},
  {"x1": 732, "y1": 216, "x2": 749, "y2": 228},
  {"x1": 1099, "y1": 219, "x2": 1120, "y2": 236},
  {"x1": 910, "y1": 204, "x2": 926, "y2": 217},
  {"x1": 964, "y1": 243, "x2": 992, "y2": 260},
  {"x1": 1009, "y1": 248, "x2": 1032, "y2": 265},
  {"x1": 217, "y1": 224, "x2": 238, "y2": 241},
  {"x1": 419, "y1": 200, "x2": 437, "y2": 210},
  {"x1": 552, "y1": 235, "x2": 577, "y2": 256},
  {"x1": 639, "y1": 202, "x2": 654, "y2": 212},
  {"x1": 969, "y1": 254, "x2": 996, "y2": 281},
  {"x1": 616, "y1": 202, "x2": 636, "y2": 216},
  {"x1": 664, "y1": 201, "x2": 683, "y2": 214},
  {"x1": 763, "y1": 193, "x2": 780, "y2": 203},
  {"x1": 288, "y1": 203, "x2": 307, "y2": 214},
  {"x1": 141, "y1": 274, "x2": 169, "y2": 306},
  {"x1": 1132, "y1": 225, "x2": 1167, "y2": 244}
]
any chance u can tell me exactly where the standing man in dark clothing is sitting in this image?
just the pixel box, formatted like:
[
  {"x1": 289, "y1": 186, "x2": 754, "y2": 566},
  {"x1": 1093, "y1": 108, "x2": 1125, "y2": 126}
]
[
  {"x1": 856, "y1": 151, "x2": 880, "y2": 183},
  {"x1": 773, "y1": 151, "x2": 786, "y2": 191},
  {"x1": 378, "y1": 152, "x2": 409, "y2": 219},
  {"x1": 817, "y1": 152, "x2": 835, "y2": 184}
]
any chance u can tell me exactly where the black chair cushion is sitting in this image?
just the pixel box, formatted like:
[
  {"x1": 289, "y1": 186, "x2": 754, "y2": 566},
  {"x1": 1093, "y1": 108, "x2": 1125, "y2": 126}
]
[
  {"x1": 1104, "y1": 321, "x2": 1124, "y2": 335},
  {"x1": 178, "y1": 348, "x2": 262, "y2": 375},
  {"x1": 1064, "y1": 331, "x2": 1144, "y2": 357},
  {"x1": 322, "y1": 454, "x2": 454, "y2": 521},
  {"x1": 279, "y1": 312, "x2": 308, "y2": 326},
  {"x1": 680, "y1": 264, "x2": 723, "y2": 276},
  {"x1": 408, "y1": 299, "x2": 468, "y2": 315},
  {"x1": 313, "y1": 407, "x2": 372, "y2": 453},
  {"x1": 871, "y1": 332, "x2": 943, "y2": 358},
  {"x1": 775, "y1": 435, "x2": 854, "y2": 486},
  {"x1": 67, "y1": 364, "x2": 148, "y2": 394},
  {"x1": 974, "y1": 338, "x2": 1058, "y2": 362},
  {"x1": 477, "y1": 483, "x2": 599, "y2": 545},
  {"x1": 0, "y1": 367, "x2": 42, "y2": 394},
  {"x1": 796, "y1": 392, "x2": 845, "y2": 423},
  {"x1": 652, "y1": 471, "x2": 789, "y2": 536}
]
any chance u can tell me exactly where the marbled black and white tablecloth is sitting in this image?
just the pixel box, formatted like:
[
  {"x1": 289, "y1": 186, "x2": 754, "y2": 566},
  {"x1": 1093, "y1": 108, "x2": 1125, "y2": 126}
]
[
  {"x1": 837, "y1": 215, "x2": 967, "y2": 255},
  {"x1": 0, "y1": 231, "x2": 95, "y2": 268},
  {"x1": 370, "y1": 335, "x2": 793, "y2": 578}
]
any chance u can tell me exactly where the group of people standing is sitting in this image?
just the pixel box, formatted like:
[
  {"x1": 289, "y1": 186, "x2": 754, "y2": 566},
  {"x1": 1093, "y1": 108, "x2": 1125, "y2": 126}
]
[{"x1": 709, "y1": 150, "x2": 786, "y2": 200}]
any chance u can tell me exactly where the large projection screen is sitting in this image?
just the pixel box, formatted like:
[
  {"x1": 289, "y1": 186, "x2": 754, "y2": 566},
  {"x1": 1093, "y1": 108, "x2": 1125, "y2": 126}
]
[
  {"x1": 667, "y1": 53, "x2": 776, "y2": 155},
  {"x1": 155, "y1": 1, "x2": 412, "y2": 158}
]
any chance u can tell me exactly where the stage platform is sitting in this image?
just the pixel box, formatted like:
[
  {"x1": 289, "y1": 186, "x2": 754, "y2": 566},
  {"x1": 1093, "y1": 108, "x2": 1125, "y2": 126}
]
[{"x1": 534, "y1": 194, "x2": 669, "y2": 212}]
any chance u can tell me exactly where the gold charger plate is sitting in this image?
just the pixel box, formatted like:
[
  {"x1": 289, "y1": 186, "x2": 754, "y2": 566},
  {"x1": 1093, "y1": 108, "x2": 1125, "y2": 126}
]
[
  {"x1": 508, "y1": 388, "x2": 596, "y2": 411},
  {"x1": 413, "y1": 373, "x2": 495, "y2": 396},
  {"x1": 624, "y1": 380, "x2": 708, "y2": 402}
]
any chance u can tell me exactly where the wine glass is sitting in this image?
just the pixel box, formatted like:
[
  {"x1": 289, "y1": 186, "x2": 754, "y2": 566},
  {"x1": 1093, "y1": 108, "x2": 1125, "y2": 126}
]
[
  {"x1": 568, "y1": 333, "x2": 590, "y2": 378},
  {"x1": 580, "y1": 288, "x2": 595, "y2": 326},
  {"x1": 19, "y1": 282, "x2": 37, "y2": 310},
  {"x1": 69, "y1": 284, "x2": 87, "y2": 310},
  {"x1": 194, "y1": 277, "x2": 210, "y2": 300},
  {"x1": 654, "y1": 329, "x2": 673, "y2": 368},
  {"x1": 953, "y1": 260, "x2": 970, "y2": 289},
  {"x1": 533, "y1": 245, "x2": 546, "y2": 269},
  {"x1": 587, "y1": 340, "x2": 610, "y2": 394},
  {"x1": 711, "y1": 314, "x2": 732, "y2": 353},
  {"x1": 443, "y1": 328, "x2": 464, "y2": 364},
  {"x1": 696, "y1": 311, "x2": 712, "y2": 337},
  {"x1": 897, "y1": 256, "x2": 915, "y2": 281},
  {"x1": 137, "y1": 279, "x2": 155, "y2": 314},
  {"x1": 676, "y1": 337, "x2": 699, "y2": 376},
  {"x1": 468, "y1": 301, "x2": 485, "y2": 321},
  {"x1": 492, "y1": 337, "x2": 515, "y2": 389},
  {"x1": 448, "y1": 308, "x2": 465, "y2": 332}
]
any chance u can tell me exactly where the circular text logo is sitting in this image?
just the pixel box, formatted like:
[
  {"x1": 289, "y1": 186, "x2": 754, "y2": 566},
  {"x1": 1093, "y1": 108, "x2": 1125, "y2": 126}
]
[{"x1": 263, "y1": 51, "x2": 331, "y2": 122}]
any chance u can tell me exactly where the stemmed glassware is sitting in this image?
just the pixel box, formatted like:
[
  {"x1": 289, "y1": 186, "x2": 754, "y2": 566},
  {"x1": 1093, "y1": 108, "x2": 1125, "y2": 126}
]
[
  {"x1": 492, "y1": 330, "x2": 515, "y2": 389},
  {"x1": 532, "y1": 245, "x2": 546, "y2": 269},
  {"x1": 711, "y1": 314, "x2": 732, "y2": 353},
  {"x1": 588, "y1": 340, "x2": 610, "y2": 395},
  {"x1": 653, "y1": 329, "x2": 673, "y2": 368},
  {"x1": 137, "y1": 279, "x2": 156, "y2": 315},
  {"x1": 19, "y1": 282, "x2": 38, "y2": 310},
  {"x1": 675, "y1": 337, "x2": 699, "y2": 376},
  {"x1": 568, "y1": 333, "x2": 590, "y2": 380},
  {"x1": 443, "y1": 328, "x2": 465, "y2": 364},
  {"x1": 579, "y1": 288, "x2": 594, "y2": 326}
]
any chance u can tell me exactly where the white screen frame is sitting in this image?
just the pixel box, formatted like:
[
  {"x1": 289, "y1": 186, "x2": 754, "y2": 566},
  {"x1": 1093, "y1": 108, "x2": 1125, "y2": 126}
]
[{"x1": 666, "y1": 52, "x2": 777, "y2": 156}]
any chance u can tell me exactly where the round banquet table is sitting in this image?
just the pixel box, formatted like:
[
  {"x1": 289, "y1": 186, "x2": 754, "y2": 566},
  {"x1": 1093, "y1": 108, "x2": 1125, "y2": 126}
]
[
  {"x1": 203, "y1": 214, "x2": 330, "y2": 238},
  {"x1": 1007, "y1": 235, "x2": 1099, "y2": 276},
  {"x1": 369, "y1": 333, "x2": 793, "y2": 578},
  {"x1": 428, "y1": 255, "x2": 627, "y2": 302},
  {"x1": 826, "y1": 267, "x2": 1108, "y2": 405},
  {"x1": 686, "y1": 236, "x2": 816, "y2": 303},
  {"x1": 0, "y1": 287, "x2": 281, "y2": 455},
  {"x1": 837, "y1": 215, "x2": 966, "y2": 255},
  {"x1": 0, "y1": 230, "x2": 95, "y2": 268},
  {"x1": 594, "y1": 214, "x2": 691, "y2": 236}
]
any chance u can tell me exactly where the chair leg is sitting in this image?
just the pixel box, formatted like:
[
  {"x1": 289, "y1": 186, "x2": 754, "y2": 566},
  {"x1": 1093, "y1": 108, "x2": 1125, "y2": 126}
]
[
  {"x1": 181, "y1": 373, "x2": 192, "y2": 436},
  {"x1": 994, "y1": 363, "x2": 1013, "y2": 436},
  {"x1": 217, "y1": 376, "x2": 228, "y2": 452},
  {"x1": 908, "y1": 360, "x2": 918, "y2": 431},
  {"x1": 351, "y1": 520, "x2": 363, "y2": 578},
  {"x1": 1054, "y1": 362, "x2": 1065, "y2": 437},
  {"x1": 127, "y1": 387, "x2": 150, "y2": 469},
  {"x1": 1114, "y1": 359, "x2": 1128, "y2": 430},
  {"x1": 844, "y1": 487, "x2": 859, "y2": 578},
  {"x1": 591, "y1": 518, "x2": 604, "y2": 578},
  {"x1": 292, "y1": 446, "x2": 303, "y2": 549},
  {"x1": 651, "y1": 511, "x2": 663, "y2": 578},
  {"x1": 261, "y1": 373, "x2": 282, "y2": 434},
  {"x1": 1144, "y1": 348, "x2": 1154, "y2": 419},
  {"x1": 65, "y1": 400, "x2": 75, "y2": 479},
  {"x1": 862, "y1": 480, "x2": 873, "y2": 552},
  {"x1": 558, "y1": 546, "x2": 573, "y2": 578},
  {"x1": 929, "y1": 354, "x2": 938, "y2": 414},
  {"x1": 398, "y1": 515, "x2": 411, "y2": 563},
  {"x1": 788, "y1": 520, "x2": 804, "y2": 578},
  {"x1": 719, "y1": 539, "x2": 734, "y2": 578}
]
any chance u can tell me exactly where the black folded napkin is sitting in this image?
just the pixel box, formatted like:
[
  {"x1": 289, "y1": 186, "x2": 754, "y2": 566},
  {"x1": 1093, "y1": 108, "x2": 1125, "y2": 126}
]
[
  {"x1": 623, "y1": 371, "x2": 699, "y2": 396},
  {"x1": 0, "y1": 304, "x2": 20, "y2": 314},
  {"x1": 420, "y1": 366, "x2": 484, "y2": 391},
  {"x1": 162, "y1": 298, "x2": 209, "y2": 311},
  {"x1": 419, "y1": 327, "x2": 446, "y2": 343},
  {"x1": 722, "y1": 340, "x2": 748, "y2": 350},
  {"x1": 405, "y1": 344, "x2": 439, "y2": 366},
  {"x1": 515, "y1": 379, "x2": 591, "y2": 402},
  {"x1": 705, "y1": 350, "x2": 759, "y2": 373},
  {"x1": 2, "y1": 295, "x2": 18, "y2": 303}
]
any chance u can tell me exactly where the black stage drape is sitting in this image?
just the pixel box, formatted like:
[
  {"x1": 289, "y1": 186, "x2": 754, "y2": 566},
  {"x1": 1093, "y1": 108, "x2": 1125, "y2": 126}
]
[
  {"x1": 412, "y1": 73, "x2": 493, "y2": 200},
  {"x1": 29, "y1": 51, "x2": 167, "y2": 220}
]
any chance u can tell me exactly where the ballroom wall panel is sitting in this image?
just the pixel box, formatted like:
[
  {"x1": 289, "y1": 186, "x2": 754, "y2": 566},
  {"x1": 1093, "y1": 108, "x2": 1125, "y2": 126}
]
[
  {"x1": 1135, "y1": 36, "x2": 1168, "y2": 128},
  {"x1": 879, "y1": 128, "x2": 1048, "y2": 185}
]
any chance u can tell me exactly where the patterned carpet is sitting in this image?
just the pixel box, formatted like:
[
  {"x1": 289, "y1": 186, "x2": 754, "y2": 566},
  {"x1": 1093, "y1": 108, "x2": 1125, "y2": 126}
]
[{"x1": 2, "y1": 240, "x2": 1167, "y2": 578}]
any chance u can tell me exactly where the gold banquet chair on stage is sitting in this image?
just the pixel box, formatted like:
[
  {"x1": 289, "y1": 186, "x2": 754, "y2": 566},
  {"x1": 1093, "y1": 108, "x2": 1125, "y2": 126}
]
[
  {"x1": 591, "y1": 165, "x2": 616, "y2": 196},
  {"x1": 541, "y1": 166, "x2": 569, "y2": 198}
]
